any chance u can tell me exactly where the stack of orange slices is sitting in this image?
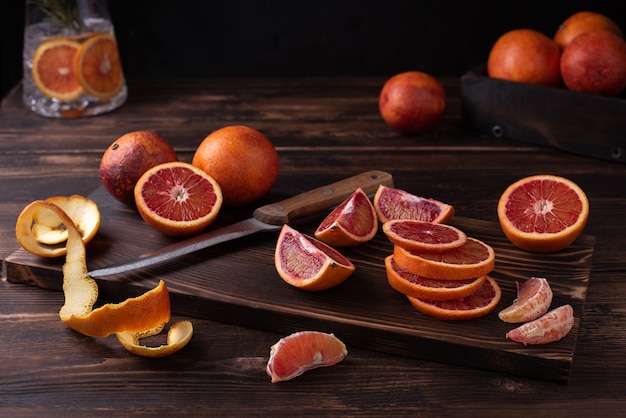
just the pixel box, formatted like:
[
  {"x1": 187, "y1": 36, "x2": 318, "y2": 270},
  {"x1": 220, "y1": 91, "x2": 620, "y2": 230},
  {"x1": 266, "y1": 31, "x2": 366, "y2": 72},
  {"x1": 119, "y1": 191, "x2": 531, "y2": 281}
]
[
  {"x1": 382, "y1": 219, "x2": 501, "y2": 320},
  {"x1": 31, "y1": 33, "x2": 125, "y2": 101}
]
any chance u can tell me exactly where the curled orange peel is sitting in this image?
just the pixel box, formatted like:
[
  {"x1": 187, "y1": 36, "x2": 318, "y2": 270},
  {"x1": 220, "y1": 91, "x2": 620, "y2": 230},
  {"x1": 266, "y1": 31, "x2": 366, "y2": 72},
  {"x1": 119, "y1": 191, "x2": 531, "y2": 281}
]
[{"x1": 15, "y1": 198, "x2": 192, "y2": 357}]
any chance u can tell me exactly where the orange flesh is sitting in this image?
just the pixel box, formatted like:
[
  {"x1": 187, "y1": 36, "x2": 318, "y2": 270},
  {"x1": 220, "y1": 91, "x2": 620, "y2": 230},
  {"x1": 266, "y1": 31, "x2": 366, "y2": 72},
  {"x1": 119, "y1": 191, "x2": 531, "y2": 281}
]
[
  {"x1": 375, "y1": 186, "x2": 451, "y2": 223},
  {"x1": 33, "y1": 41, "x2": 83, "y2": 99},
  {"x1": 316, "y1": 189, "x2": 375, "y2": 237}
]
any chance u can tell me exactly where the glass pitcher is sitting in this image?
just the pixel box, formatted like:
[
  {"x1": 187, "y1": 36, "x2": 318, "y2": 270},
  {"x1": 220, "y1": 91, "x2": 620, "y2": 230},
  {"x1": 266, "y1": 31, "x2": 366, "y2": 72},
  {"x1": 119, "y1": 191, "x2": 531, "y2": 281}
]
[{"x1": 22, "y1": 0, "x2": 127, "y2": 118}]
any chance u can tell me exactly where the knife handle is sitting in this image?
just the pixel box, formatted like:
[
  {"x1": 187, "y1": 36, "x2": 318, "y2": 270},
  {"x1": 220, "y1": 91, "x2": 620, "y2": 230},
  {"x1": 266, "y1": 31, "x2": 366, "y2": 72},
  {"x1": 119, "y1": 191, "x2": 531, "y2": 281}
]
[{"x1": 253, "y1": 170, "x2": 394, "y2": 225}]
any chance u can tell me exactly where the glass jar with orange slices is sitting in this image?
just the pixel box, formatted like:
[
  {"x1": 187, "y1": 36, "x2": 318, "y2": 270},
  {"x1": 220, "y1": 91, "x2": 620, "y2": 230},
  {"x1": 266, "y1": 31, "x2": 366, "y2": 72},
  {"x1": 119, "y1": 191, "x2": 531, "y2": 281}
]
[{"x1": 23, "y1": 0, "x2": 127, "y2": 118}]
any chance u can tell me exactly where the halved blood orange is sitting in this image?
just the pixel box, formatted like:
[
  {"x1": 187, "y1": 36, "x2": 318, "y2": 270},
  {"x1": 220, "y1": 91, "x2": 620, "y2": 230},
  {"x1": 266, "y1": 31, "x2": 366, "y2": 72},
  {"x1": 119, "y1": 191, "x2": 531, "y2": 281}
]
[
  {"x1": 373, "y1": 185, "x2": 454, "y2": 224},
  {"x1": 31, "y1": 38, "x2": 84, "y2": 100},
  {"x1": 75, "y1": 33, "x2": 125, "y2": 99},
  {"x1": 497, "y1": 174, "x2": 589, "y2": 253},
  {"x1": 407, "y1": 275, "x2": 502, "y2": 320},
  {"x1": 393, "y1": 237, "x2": 495, "y2": 280},
  {"x1": 275, "y1": 225, "x2": 355, "y2": 291},
  {"x1": 506, "y1": 304, "x2": 574, "y2": 345},
  {"x1": 266, "y1": 331, "x2": 348, "y2": 383},
  {"x1": 498, "y1": 277, "x2": 553, "y2": 323},
  {"x1": 314, "y1": 188, "x2": 378, "y2": 247},
  {"x1": 385, "y1": 255, "x2": 486, "y2": 301},
  {"x1": 382, "y1": 219, "x2": 467, "y2": 253},
  {"x1": 134, "y1": 161, "x2": 223, "y2": 237}
]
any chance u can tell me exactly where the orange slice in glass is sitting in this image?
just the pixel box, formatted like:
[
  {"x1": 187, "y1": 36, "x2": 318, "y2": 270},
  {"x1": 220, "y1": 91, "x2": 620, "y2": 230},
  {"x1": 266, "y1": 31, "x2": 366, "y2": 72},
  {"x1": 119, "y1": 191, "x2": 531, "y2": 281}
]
[
  {"x1": 75, "y1": 33, "x2": 125, "y2": 99},
  {"x1": 31, "y1": 38, "x2": 84, "y2": 100}
]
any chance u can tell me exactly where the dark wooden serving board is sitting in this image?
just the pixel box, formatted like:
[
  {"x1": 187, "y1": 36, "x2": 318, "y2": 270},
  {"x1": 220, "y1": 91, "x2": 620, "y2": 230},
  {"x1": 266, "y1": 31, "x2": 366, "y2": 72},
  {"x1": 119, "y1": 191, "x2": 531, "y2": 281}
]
[{"x1": 6, "y1": 186, "x2": 595, "y2": 382}]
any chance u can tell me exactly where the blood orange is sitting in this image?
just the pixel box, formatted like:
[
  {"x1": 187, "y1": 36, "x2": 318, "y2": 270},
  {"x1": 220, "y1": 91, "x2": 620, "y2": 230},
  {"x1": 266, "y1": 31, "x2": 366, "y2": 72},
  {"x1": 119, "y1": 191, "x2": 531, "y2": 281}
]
[
  {"x1": 75, "y1": 33, "x2": 125, "y2": 99},
  {"x1": 506, "y1": 304, "x2": 574, "y2": 345},
  {"x1": 31, "y1": 38, "x2": 84, "y2": 100},
  {"x1": 373, "y1": 185, "x2": 454, "y2": 224},
  {"x1": 393, "y1": 237, "x2": 495, "y2": 280},
  {"x1": 134, "y1": 161, "x2": 223, "y2": 237},
  {"x1": 497, "y1": 175, "x2": 589, "y2": 253},
  {"x1": 314, "y1": 188, "x2": 378, "y2": 247},
  {"x1": 266, "y1": 331, "x2": 348, "y2": 383},
  {"x1": 498, "y1": 277, "x2": 553, "y2": 323},
  {"x1": 382, "y1": 219, "x2": 467, "y2": 253},
  {"x1": 407, "y1": 276, "x2": 501, "y2": 320},
  {"x1": 385, "y1": 255, "x2": 486, "y2": 301},
  {"x1": 274, "y1": 225, "x2": 355, "y2": 291}
]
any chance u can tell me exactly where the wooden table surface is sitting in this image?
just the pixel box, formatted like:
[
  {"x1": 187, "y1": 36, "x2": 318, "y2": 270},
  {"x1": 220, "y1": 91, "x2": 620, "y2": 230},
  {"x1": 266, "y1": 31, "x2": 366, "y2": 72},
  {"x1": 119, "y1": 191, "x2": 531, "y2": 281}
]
[{"x1": 1, "y1": 77, "x2": 625, "y2": 416}]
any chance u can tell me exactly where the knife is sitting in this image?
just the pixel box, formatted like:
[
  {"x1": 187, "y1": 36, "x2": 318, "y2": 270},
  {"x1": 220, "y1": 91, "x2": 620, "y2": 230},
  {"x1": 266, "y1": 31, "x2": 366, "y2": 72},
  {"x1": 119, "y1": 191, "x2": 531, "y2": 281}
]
[{"x1": 87, "y1": 170, "x2": 393, "y2": 277}]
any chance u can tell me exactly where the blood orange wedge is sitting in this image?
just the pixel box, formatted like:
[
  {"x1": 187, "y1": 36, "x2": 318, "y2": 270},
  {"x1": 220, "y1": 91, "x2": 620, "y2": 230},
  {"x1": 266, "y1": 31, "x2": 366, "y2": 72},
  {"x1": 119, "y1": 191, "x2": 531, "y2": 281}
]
[
  {"x1": 31, "y1": 38, "x2": 84, "y2": 100},
  {"x1": 382, "y1": 219, "x2": 467, "y2": 253},
  {"x1": 385, "y1": 255, "x2": 486, "y2": 301},
  {"x1": 266, "y1": 331, "x2": 348, "y2": 383},
  {"x1": 393, "y1": 237, "x2": 495, "y2": 280},
  {"x1": 373, "y1": 185, "x2": 454, "y2": 224},
  {"x1": 497, "y1": 174, "x2": 589, "y2": 253},
  {"x1": 407, "y1": 275, "x2": 502, "y2": 320},
  {"x1": 75, "y1": 33, "x2": 125, "y2": 99},
  {"x1": 134, "y1": 161, "x2": 223, "y2": 237},
  {"x1": 314, "y1": 188, "x2": 378, "y2": 247},
  {"x1": 506, "y1": 304, "x2": 574, "y2": 345},
  {"x1": 275, "y1": 225, "x2": 355, "y2": 291},
  {"x1": 498, "y1": 277, "x2": 553, "y2": 323}
]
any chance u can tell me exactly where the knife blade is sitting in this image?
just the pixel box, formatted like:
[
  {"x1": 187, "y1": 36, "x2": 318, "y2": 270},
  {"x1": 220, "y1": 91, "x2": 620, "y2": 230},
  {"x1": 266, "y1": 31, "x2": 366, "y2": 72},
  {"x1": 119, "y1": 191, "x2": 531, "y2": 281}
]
[{"x1": 87, "y1": 170, "x2": 393, "y2": 277}]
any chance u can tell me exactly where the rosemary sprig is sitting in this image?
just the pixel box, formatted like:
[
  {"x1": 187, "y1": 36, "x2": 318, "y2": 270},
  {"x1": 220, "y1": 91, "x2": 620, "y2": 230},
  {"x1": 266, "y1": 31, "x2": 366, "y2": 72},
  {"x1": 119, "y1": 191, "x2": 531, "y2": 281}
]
[{"x1": 28, "y1": 0, "x2": 84, "y2": 31}]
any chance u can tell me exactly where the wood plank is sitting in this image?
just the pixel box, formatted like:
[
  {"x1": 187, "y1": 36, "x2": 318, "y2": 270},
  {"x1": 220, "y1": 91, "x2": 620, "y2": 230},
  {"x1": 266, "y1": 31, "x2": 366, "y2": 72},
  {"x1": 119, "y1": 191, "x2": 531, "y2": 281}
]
[{"x1": 5, "y1": 184, "x2": 594, "y2": 383}]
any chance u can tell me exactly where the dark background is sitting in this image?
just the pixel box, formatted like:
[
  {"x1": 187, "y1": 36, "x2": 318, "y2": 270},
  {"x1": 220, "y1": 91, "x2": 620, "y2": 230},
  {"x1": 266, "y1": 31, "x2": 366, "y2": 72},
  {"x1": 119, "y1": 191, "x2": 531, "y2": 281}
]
[{"x1": 3, "y1": 0, "x2": 626, "y2": 98}]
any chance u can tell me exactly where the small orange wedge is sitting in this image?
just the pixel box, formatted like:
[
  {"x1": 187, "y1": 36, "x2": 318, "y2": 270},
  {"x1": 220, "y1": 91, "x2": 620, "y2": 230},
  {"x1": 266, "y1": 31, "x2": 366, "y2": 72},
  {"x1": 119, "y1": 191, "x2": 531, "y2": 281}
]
[{"x1": 373, "y1": 185, "x2": 454, "y2": 224}]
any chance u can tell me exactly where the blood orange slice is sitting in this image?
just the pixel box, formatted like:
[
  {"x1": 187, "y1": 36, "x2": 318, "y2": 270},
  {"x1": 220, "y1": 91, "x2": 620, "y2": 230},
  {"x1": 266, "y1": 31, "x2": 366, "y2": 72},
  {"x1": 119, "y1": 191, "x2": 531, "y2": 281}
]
[
  {"x1": 266, "y1": 331, "x2": 348, "y2": 383},
  {"x1": 134, "y1": 161, "x2": 223, "y2": 237},
  {"x1": 275, "y1": 225, "x2": 355, "y2": 291},
  {"x1": 497, "y1": 174, "x2": 589, "y2": 253},
  {"x1": 75, "y1": 33, "x2": 125, "y2": 99},
  {"x1": 393, "y1": 237, "x2": 495, "y2": 280},
  {"x1": 31, "y1": 38, "x2": 84, "y2": 100},
  {"x1": 385, "y1": 255, "x2": 486, "y2": 301},
  {"x1": 314, "y1": 188, "x2": 378, "y2": 247},
  {"x1": 407, "y1": 276, "x2": 502, "y2": 320},
  {"x1": 382, "y1": 219, "x2": 467, "y2": 253},
  {"x1": 506, "y1": 304, "x2": 574, "y2": 345},
  {"x1": 498, "y1": 277, "x2": 553, "y2": 323},
  {"x1": 373, "y1": 185, "x2": 454, "y2": 224}
]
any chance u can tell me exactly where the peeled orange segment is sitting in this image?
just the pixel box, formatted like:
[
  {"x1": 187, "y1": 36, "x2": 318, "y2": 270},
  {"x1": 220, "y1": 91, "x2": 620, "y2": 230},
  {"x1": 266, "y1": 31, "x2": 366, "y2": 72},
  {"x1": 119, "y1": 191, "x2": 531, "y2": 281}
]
[
  {"x1": 382, "y1": 219, "x2": 467, "y2": 253},
  {"x1": 407, "y1": 276, "x2": 502, "y2": 320},
  {"x1": 385, "y1": 255, "x2": 486, "y2": 301},
  {"x1": 117, "y1": 320, "x2": 194, "y2": 358},
  {"x1": 16, "y1": 196, "x2": 101, "y2": 258},
  {"x1": 275, "y1": 225, "x2": 355, "y2": 291},
  {"x1": 373, "y1": 185, "x2": 454, "y2": 224},
  {"x1": 266, "y1": 331, "x2": 348, "y2": 383},
  {"x1": 32, "y1": 195, "x2": 101, "y2": 245},
  {"x1": 506, "y1": 304, "x2": 574, "y2": 345},
  {"x1": 31, "y1": 38, "x2": 84, "y2": 100},
  {"x1": 75, "y1": 33, "x2": 125, "y2": 99},
  {"x1": 393, "y1": 237, "x2": 495, "y2": 281},
  {"x1": 498, "y1": 277, "x2": 553, "y2": 323},
  {"x1": 314, "y1": 188, "x2": 378, "y2": 247},
  {"x1": 134, "y1": 161, "x2": 223, "y2": 237},
  {"x1": 497, "y1": 175, "x2": 589, "y2": 253}
]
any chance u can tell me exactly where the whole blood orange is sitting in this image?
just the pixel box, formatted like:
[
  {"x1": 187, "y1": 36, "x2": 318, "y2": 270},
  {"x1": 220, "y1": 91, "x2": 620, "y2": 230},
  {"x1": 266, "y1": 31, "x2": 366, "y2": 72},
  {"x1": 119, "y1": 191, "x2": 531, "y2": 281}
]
[
  {"x1": 554, "y1": 11, "x2": 623, "y2": 50},
  {"x1": 100, "y1": 131, "x2": 179, "y2": 206},
  {"x1": 314, "y1": 188, "x2": 378, "y2": 247},
  {"x1": 373, "y1": 185, "x2": 454, "y2": 224},
  {"x1": 487, "y1": 28, "x2": 561, "y2": 87},
  {"x1": 378, "y1": 71, "x2": 446, "y2": 135},
  {"x1": 192, "y1": 125, "x2": 279, "y2": 207},
  {"x1": 560, "y1": 29, "x2": 626, "y2": 97},
  {"x1": 266, "y1": 331, "x2": 348, "y2": 383},
  {"x1": 497, "y1": 175, "x2": 589, "y2": 253},
  {"x1": 31, "y1": 38, "x2": 84, "y2": 100},
  {"x1": 274, "y1": 225, "x2": 355, "y2": 291},
  {"x1": 134, "y1": 161, "x2": 223, "y2": 237}
]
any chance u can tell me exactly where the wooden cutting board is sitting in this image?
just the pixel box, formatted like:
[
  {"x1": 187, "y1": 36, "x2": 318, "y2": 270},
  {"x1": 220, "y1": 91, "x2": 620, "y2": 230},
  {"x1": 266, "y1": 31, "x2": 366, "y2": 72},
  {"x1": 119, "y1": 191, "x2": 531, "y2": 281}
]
[{"x1": 6, "y1": 186, "x2": 595, "y2": 382}]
